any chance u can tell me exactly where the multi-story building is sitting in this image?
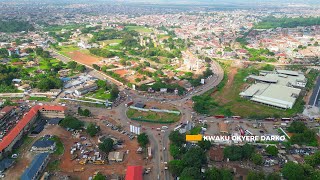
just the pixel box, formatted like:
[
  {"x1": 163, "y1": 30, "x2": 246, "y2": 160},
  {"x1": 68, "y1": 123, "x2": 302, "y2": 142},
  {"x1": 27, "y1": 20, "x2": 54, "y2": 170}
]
[{"x1": 0, "y1": 105, "x2": 66, "y2": 158}]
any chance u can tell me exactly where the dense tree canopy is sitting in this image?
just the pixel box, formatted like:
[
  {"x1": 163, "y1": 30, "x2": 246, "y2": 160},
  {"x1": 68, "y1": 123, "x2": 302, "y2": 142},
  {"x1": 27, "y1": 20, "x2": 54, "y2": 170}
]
[
  {"x1": 204, "y1": 167, "x2": 233, "y2": 180},
  {"x1": 288, "y1": 121, "x2": 318, "y2": 146},
  {"x1": 0, "y1": 20, "x2": 34, "y2": 32},
  {"x1": 36, "y1": 77, "x2": 63, "y2": 91},
  {"x1": 60, "y1": 116, "x2": 84, "y2": 130},
  {"x1": 99, "y1": 138, "x2": 114, "y2": 153},
  {"x1": 265, "y1": 146, "x2": 278, "y2": 156},
  {"x1": 137, "y1": 133, "x2": 149, "y2": 147},
  {"x1": 255, "y1": 16, "x2": 320, "y2": 29},
  {"x1": 223, "y1": 144, "x2": 255, "y2": 161},
  {"x1": 86, "y1": 123, "x2": 100, "y2": 137}
]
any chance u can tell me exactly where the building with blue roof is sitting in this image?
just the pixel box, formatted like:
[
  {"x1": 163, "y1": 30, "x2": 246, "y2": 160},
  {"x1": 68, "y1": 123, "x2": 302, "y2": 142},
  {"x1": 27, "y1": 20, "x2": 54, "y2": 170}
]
[{"x1": 21, "y1": 153, "x2": 50, "y2": 180}]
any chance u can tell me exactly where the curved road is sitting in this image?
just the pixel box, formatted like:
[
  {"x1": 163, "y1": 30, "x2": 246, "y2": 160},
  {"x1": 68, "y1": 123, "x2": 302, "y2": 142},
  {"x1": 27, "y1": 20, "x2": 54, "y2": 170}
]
[{"x1": 49, "y1": 48, "x2": 224, "y2": 180}]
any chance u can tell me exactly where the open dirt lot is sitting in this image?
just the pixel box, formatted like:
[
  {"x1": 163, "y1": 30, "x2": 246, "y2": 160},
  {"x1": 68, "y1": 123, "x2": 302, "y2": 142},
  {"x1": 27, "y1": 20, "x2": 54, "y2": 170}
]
[
  {"x1": 6, "y1": 121, "x2": 145, "y2": 180},
  {"x1": 68, "y1": 51, "x2": 101, "y2": 66},
  {"x1": 212, "y1": 67, "x2": 238, "y2": 104},
  {"x1": 57, "y1": 117, "x2": 145, "y2": 179}
]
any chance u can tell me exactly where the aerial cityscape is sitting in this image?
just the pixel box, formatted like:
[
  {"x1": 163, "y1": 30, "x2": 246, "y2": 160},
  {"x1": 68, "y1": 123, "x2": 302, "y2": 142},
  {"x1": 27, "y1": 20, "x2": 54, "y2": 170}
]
[{"x1": 0, "y1": 0, "x2": 320, "y2": 179}]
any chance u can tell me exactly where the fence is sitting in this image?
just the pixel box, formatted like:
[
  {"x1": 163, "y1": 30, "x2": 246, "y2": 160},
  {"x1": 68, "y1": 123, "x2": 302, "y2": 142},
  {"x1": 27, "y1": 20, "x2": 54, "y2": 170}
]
[
  {"x1": 129, "y1": 106, "x2": 180, "y2": 115},
  {"x1": 131, "y1": 118, "x2": 175, "y2": 124}
]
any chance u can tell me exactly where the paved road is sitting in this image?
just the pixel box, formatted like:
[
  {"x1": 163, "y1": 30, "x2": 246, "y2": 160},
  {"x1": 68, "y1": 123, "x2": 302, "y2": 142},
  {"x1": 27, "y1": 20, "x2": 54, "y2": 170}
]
[{"x1": 49, "y1": 49, "x2": 224, "y2": 180}]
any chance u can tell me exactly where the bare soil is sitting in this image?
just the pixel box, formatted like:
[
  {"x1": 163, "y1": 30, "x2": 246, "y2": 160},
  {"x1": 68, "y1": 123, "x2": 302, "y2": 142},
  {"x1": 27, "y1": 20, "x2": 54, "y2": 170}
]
[{"x1": 68, "y1": 51, "x2": 101, "y2": 66}]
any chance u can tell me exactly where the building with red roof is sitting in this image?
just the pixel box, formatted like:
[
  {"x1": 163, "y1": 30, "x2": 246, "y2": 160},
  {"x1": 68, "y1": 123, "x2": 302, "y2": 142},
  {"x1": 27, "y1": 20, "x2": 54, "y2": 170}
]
[
  {"x1": 0, "y1": 105, "x2": 66, "y2": 158},
  {"x1": 125, "y1": 166, "x2": 143, "y2": 180}
]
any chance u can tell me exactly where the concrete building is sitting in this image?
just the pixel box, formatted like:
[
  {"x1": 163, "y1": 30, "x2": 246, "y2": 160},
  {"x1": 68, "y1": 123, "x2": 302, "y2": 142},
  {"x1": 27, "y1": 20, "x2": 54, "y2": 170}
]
[
  {"x1": 0, "y1": 105, "x2": 66, "y2": 158},
  {"x1": 74, "y1": 83, "x2": 98, "y2": 96},
  {"x1": 240, "y1": 70, "x2": 304, "y2": 109}
]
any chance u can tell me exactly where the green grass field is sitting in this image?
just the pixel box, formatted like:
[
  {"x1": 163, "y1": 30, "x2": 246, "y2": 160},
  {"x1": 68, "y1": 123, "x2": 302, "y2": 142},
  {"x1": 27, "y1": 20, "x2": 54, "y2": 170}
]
[
  {"x1": 126, "y1": 108, "x2": 181, "y2": 123},
  {"x1": 101, "y1": 39, "x2": 123, "y2": 46},
  {"x1": 39, "y1": 58, "x2": 61, "y2": 70},
  {"x1": 50, "y1": 136, "x2": 64, "y2": 155},
  {"x1": 44, "y1": 24, "x2": 85, "y2": 32},
  {"x1": 125, "y1": 26, "x2": 153, "y2": 33},
  {"x1": 28, "y1": 96, "x2": 51, "y2": 102},
  {"x1": 57, "y1": 45, "x2": 80, "y2": 56},
  {"x1": 85, "y1": 89, "x2": 111, "y2": 100}
]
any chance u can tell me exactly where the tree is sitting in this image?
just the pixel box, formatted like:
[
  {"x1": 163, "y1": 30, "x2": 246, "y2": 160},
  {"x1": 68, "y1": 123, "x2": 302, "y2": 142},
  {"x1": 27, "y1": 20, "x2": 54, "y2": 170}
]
[
  {"x1": 182, "y1": 147, "x2": 206, "y2": 169},
  {"x1": 180, "y1": 167, "x2": 201, "y2": 180},
  {"x1": 282, "y1": 161, "x2": 305, "y2": 180},
  {"x1": 83, "y1": 109, "x2": 91, "y2": 117},
  {"x1": 168, "y1": 160, "x2": 184, "y2": 177},
  {"x1": 204, "y1": 167, "x2": 233, "y2": 180},
  {"x1": 86, "y1": 123, "x2": 100, "y2": 137},
  {"x1": 77, "y1": 107, "x2": 91, "y2": 117},
  {"x1": 242, "y1": 143, "x2": 255, "y2": 159},
  {"x1": 92, "y1": 64, "x2": 101, "y2": 71},
  {"x1": 76, "y1": 65, "x2": 86, "y2": 72},
  {"x1": 251, "y1": 154, "x2": 263, "y2": 165},
  {"x1": 169, "y1": 131, "x2": 186, "y2": 147},
  {"x1": 99, "y1": 138, "x2": 114, "y2": 153},
  {"x1": 169, "y1": 144, "x2": 185, "y2": 159},
  {"x1": 36, "y1": 77, "x2": 63, "y2": 91},
  {"x1": 60, "y1": 116, "x2": 84, "y2": 130},
  {"x1": 67, "y1": 61, "x2": 77, "y2": 69},
  {"x1": 265, "y1": 146, "x2": 278, "y2": 156},
  {"x1": 247, "y1": 171, "x2": 265, "y2": 180},
  {"x1": 93, "y1": 173, "x2": 106, "y2": 180},
  {"x1": 137, "y1": 133, "x2": 149, "y2": 147},
  {"x1": 266, "y1": 173, "x2": 281, "y2": 180},
  {"x1": 198, "y1": 139, "x2": 211, "y2": 151},
  {"x1": 110, "y1": 85, "x2": 119, "y2": 101},
  {"x1": 223, "y1": 146, "x2": 243, "y2": 161},
  {"x1": 0, "y1": 48, "x2": 9, "y2": 58},
  {"x1": 305, "y1": 151, "x2": 320, "y2": 167},
  {"x1": 288, "y1": 121, "x2": 306, "y2": 133}
]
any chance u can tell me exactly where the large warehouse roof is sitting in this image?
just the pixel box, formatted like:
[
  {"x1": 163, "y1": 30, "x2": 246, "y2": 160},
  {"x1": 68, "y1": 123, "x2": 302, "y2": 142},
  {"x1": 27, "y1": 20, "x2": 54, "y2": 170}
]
[{"x1": 246, "y1": 84, "x2": 301, "y2": 109}]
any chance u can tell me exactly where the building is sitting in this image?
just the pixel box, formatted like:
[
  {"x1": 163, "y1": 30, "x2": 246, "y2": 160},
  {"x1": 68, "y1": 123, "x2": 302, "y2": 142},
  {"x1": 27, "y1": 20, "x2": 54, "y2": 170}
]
[
  {"x1": 21, "y1": 153, "x2": 50, "y2": 180},
  {"x1": 134, "y1": 103, "x2": 146, "y2": 109},
  {"x1": 108, "y1": 151, "x2": 124, "y2": 162},
  {"x1": 0, "y1": 105, "x2": 66, "y2": 158},
  {"x1": 125, "y1": 166, "x2": 143, "y2": 180},
  {"x1": 219, "y1": 122, "x2": 229, "y2": 134},
  {"x1": 0, "y1": 106, "x2": 15, "y2": 128},
  {"x1": 240, "y1": 70, "x2": 304, "y2": 109},
  {"x1": 31, "y1": 140, "x2": 56, "y2": 152},
  {"x1": 0, "y1": 158, "x2": 14, "y2": 173},
  {"x1": 209, "y1": 146, "x2": 224, "y2": 162},
  {"x1": 240, "y1": 83, "x2": 301, "y2": 109},
  {"x1": 74, "y1": 83, "x2": 98, "y2": 96}
]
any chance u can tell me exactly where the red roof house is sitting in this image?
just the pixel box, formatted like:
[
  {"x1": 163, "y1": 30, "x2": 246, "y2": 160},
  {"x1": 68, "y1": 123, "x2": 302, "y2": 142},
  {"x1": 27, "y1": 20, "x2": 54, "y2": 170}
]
[{"x1": 125, "y1": 166, "x2": 143, "y2": 180}]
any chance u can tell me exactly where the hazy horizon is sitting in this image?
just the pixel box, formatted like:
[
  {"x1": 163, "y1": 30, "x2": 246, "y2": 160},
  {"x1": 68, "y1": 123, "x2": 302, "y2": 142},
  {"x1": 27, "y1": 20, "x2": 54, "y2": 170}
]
[{"x1": 1, "y1": 0, "x2": 320, "y2": 5}]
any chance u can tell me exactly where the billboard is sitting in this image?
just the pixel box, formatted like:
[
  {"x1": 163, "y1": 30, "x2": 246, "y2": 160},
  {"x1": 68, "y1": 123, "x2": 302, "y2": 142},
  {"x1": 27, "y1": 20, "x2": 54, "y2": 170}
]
[{"x1": 130, "y1": 125, "x2": 141, "y2": 135}]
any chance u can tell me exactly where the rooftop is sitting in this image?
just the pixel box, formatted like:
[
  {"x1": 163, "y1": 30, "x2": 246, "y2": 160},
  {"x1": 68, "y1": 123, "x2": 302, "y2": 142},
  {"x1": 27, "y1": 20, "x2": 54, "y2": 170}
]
[{"x1": 21, "y1": 153, "x2": 49, "y2": 180}]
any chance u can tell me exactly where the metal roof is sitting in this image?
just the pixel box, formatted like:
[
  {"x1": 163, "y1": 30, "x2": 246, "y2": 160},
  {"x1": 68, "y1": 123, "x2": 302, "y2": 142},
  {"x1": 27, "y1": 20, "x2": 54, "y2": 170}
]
[{"x1": 21, "y1": 153, "x2": 49, "y2": 180}]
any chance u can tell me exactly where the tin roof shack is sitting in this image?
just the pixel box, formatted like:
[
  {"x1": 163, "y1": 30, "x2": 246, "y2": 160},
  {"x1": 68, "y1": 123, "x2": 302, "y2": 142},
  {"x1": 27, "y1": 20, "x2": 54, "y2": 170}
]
[
  {"x1": 0, "y1": 158, "x2": 14, "y2": 173},
  {"x1": 21, "y1": 153, "x2": 50, "y2": 180},
  {"x1": 209, "y1": 146, "x2": 224, "y2": 162},
  {"x1": 219, "y1": 122, "x2": 229, "y2": 134},
  {"x1": 31, "y1": 140, "x2": 56, "y2": 153},
  {"x1": 108, "y1": 151, "x2": 124, "y2": 162}
]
